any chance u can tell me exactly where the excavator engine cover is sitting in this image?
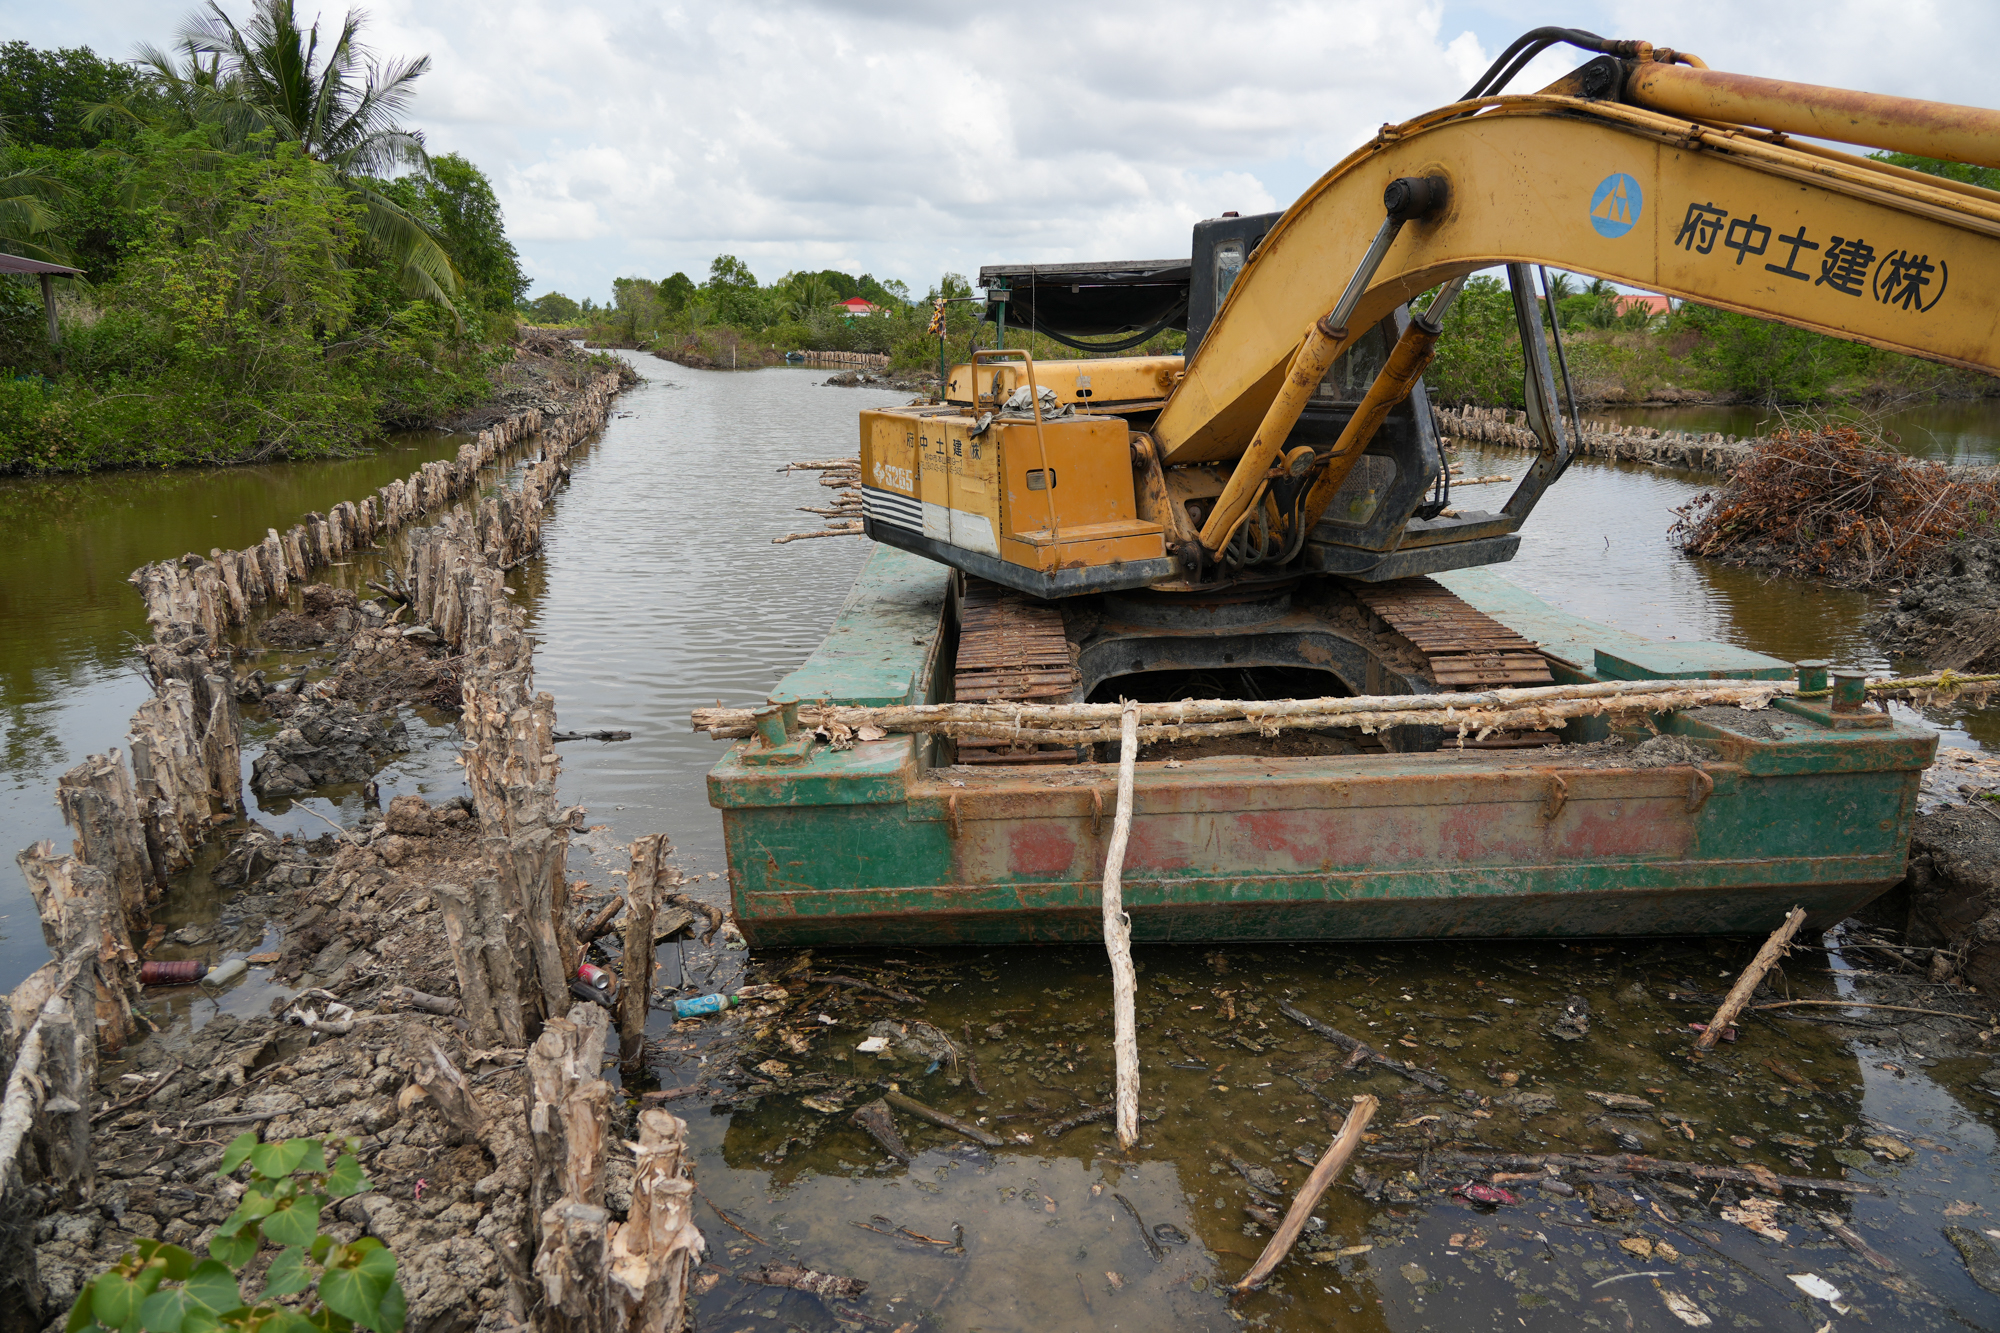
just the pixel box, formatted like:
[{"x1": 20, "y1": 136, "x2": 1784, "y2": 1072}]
[{"x1": 860, "y1": 406, "x2": 1173, "y2": 598}]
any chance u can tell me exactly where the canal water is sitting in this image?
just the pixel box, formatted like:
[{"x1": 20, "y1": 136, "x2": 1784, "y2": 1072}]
[{"x1": 4, "y1": 364, "x2": 1999, "y2": 1330}]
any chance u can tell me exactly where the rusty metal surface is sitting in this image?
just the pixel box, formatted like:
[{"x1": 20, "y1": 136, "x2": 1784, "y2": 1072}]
[
  {"x1": 1354, "y1": 576, "x2": 1555, "y2": 690},
  {"x1": 953, "y1": 577, "x2": 1083, "y2": 764}
]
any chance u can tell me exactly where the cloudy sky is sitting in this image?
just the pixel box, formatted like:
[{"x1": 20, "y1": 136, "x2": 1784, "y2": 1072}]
[{"x1": 11, "y1": 1, "x2": 1995, "y2": 303}]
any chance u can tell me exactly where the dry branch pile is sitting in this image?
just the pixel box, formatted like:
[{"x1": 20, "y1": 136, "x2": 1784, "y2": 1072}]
[{"x1": 1671, "y1": 426, "x2": 2000, "y2": 587}]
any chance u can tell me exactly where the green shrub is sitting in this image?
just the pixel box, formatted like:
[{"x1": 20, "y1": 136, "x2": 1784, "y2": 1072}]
[{"x1": 67, "y1": 1132, "x2": 403, "y2": 1333}]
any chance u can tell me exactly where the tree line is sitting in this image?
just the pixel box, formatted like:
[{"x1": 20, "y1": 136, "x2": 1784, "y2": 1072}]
[{"x1": 0, "y1": 3, "x2": 531, "y2": 473}]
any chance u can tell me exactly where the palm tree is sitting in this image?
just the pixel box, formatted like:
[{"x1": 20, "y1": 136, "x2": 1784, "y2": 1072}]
[
  {"x1": 149, "y1": 0, "x2": 460, "y2": 305},
  {"x1": 0, "y1": 117, "x2": 74, "y2": 264}
]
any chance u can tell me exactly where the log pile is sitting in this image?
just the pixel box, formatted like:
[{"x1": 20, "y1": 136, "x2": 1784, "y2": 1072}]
[
  {"x1": 773, "y1": 457, "x2": 865, "y2": 544},
  {"x1": 2, "y1": 375, "x2": 625, "y2": 1313}
]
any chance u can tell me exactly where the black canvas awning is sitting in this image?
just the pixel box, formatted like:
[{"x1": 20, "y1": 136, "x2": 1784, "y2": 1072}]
[{"x1": 978, "y1": 259, "x2": 1190, "y2": 341}]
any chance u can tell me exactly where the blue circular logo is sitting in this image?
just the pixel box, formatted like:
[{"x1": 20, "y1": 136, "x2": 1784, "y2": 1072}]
[{"x1": 1589, "y1": 172, "x2": 1643, "y2": 239}]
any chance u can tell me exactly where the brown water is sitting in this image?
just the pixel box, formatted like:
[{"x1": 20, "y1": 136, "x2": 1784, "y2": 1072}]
[{"x1": 5, "y1": 366, "x2": 1999, "y2": 1330}]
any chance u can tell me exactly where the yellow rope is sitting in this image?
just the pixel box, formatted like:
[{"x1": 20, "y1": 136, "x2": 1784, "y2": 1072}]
[{"x1": 1795, "y1": 669, "x2": 2000, "y2": 699}]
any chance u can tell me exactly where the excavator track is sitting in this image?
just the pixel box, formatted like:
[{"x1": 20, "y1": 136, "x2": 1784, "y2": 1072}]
[
  {"x1": 952, "y1": 578, "x2": 1083, "y2": 764},
  {"x1": 1353, "y1": 578, "x2": 1555, "y2": 691}
]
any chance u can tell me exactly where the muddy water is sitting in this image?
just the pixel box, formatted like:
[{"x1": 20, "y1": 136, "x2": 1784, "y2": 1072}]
[{"x1": 7, "y1": 366, "x2": 2000, "y2": 1329}]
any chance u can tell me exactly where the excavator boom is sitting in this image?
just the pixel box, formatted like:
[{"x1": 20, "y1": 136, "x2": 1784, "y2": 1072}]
[{"x1": 858, "y1": 37, "x2": 2000, "y2": 599}]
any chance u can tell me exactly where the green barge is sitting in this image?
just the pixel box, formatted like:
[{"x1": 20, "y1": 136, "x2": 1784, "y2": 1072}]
[{"x1": 706, "y1": 546, "x2": 1931, "y2": 947}]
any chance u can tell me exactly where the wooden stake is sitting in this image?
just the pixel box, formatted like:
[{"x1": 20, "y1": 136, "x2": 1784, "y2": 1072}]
[
  {"x1": 619, "y1": 835, "x2": 669, "y2": 1074},
  {"x1": 1103, "y1": 700, "x2": 1141, "y2": 1151},
  {"x1": 1694, "y1": 906, "x2": 1808, "y2": 1054},
  {"x1": 606, "y1": 1108, "x2": 703, "y2": 1332},
  {"x1": 1233, "y1": 1094, "x2": 1380, "y2": 1292}
]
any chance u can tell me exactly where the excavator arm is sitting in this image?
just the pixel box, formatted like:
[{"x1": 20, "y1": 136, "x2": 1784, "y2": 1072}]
[{"x1": 858, "y1": 34, "x2": 2000, "y2": 598}]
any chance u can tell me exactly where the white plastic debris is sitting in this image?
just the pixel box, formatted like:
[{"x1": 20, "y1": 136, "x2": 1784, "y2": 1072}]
[
  {"x1": 856, "y1": 1036, "x2": 891, "y2": 1054},
  {"x1": 1788, "y1": 1274, "x2": 1842, "y2": 1302},
  {"x1": 1659, "y1": 1290, "x2": 1712, "y2": 1326}
]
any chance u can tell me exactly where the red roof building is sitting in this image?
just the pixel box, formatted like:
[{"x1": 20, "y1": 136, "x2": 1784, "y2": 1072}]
[
  {"x1": 838, "y1": 297, "x2": 878, "y2": 316},
  {"x1": 1615, "y1": 292, "x2": 1674, "y2": 317}
]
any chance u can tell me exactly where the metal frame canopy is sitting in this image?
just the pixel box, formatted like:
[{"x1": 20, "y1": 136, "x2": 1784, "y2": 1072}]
[
  {"x1": 977, "y1": 259, "x2": 1191, "y2": 344},
  {"x1": 1, "y1": 253, "x2": 86, "y2": 347}
]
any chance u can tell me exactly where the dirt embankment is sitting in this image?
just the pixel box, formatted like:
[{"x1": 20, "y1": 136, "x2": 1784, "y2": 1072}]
[
  {"x1": 442, "y1": 332, "x2": 640, "y2": 434},
  {"x1": 1867, "y1": 537, "x2": 2000, "y2": 672}
]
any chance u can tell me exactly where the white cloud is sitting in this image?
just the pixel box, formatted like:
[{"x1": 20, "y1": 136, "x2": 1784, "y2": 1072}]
[{"x1": 9, "y1": 1, "x2": 1999, "y2": 302}]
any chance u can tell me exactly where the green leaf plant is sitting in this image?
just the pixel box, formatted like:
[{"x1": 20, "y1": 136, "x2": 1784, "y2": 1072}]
[{"x1": 66, "y1": 1132, "x2": 404, "y2": 1333}]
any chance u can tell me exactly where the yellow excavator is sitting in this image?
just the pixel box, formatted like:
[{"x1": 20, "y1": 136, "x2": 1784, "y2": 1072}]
[{"x1": 858, "y1": 27, "x2": 2000, "y2": 598}]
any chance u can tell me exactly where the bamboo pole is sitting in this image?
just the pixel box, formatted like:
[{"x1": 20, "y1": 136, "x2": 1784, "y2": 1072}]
[
  {"x1": 1232, "y1": 1094, "x2": 1380, "y2": 1292},
  {"x1": 1103, "y1": 700, "x2": 1141, "y2": 1151},
  {"x1": 1694, "y1": 906, "x2": 1808, "y2": 1054}
]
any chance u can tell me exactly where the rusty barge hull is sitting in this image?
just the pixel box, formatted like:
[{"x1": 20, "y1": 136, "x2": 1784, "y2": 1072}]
[{"x1": 708, "y1": 548, "x2": 1932, "y2": 947}]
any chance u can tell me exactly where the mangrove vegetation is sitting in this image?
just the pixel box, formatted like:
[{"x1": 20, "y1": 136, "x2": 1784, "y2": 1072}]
[{"x1": 0, "y1": 2, "x2": 529, "y2": 474}]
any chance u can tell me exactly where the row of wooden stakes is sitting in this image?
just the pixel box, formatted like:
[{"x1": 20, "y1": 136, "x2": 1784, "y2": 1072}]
[{"x1": 0, "y1": 379, "x2": 620, "y2": 1251}]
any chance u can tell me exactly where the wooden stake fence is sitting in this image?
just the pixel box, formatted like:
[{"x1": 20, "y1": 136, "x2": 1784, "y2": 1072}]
[
  {"x1": 1437, "y1": 404, "x2": 2000, "y2": 483},
  {"x1": 3, "y1": 373, "x2": 626, "y2": 1310}
]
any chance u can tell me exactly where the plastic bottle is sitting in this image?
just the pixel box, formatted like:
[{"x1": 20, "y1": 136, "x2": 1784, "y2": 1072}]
[
  {"x1": 672, "y1": 993, "x2": 736, "y2": 1019},
  {"x1": 203, "y1": 958, "x2": 247, "y2": 987},
  {"x1": 138, "y1": 960, "x2": 204, "y2": 986}
]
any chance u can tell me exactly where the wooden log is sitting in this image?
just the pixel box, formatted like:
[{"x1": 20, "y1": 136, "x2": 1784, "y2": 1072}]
[
  {"x1": 1102, "y1": 701, "x2": 1141, "y2": 1150},
  {"x1": 438, "y1": 878, "x2": 527, "y2": 1049},
  {"x1": 619, "y1": 835, "x2": 669, "y2": 1074},
  {"x1": 390, "y1": 986, "x2": 461, "y2": 1016},
  {"x1": 606, "y1": 1108, "x2": 702, "y2": 1333},
  {"x1": 0, "y1": 945, "x2": 97, "y2": 1210},
  {"x1": 535, "y1": 1201, "x2": 610, "y2": 1333},
  {"x1": 127, "y1": 683, "x2": 206, "y2": 879},
  {"x1": 1278, "y1": 1000, "x2": 1450, "y2": 1092},
  {"x1": 17, "y1": 846, "x2": 138, "y2": 1053},
  {"x1": 1694, "y1": 906, "x2": 1808, "y2": 1054},
  {"x1": 578, "y1": 896, "x2": 624, "y2": 945},
  {"x1": 743, "y1": 1265, "x2": 866, "y2": 1301},
  {"x1": 200, "y1": 671, "x2": 243, "y2": 814},
  {"x1": 688, "y1": 678, "x2": 1789, "y2": 743},
  {"x1": 493, "y1": 822, "x2": 577, "y2": 1026},
  {"x1": 57, "y1": 751, "x2": 152, "y2": 931},
  {"x1": 1233, "y1": 1095, "x2": 1380, "y2": 1292},
  {"x1": 1416, "y1": 1149, "x2": 1881, "y2": 1196},
  {"x1": 528, "y1": 1002, "x2": 613, "y2": 1226},
  {"x1": 849, "y1": 1098, "x2": 913, "y2": 1162},
  {"x1": 419, "y1": 1038, "x2": 487, "y2": 1143},
  {"x1": 880, "y1": 1089, "x2": 1003, "y2": 1147}
]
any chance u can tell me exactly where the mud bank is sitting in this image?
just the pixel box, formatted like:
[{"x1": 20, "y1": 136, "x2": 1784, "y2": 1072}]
[{"x1": 1868, "y1": 537, "x2": 2000, "y2": 672}]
